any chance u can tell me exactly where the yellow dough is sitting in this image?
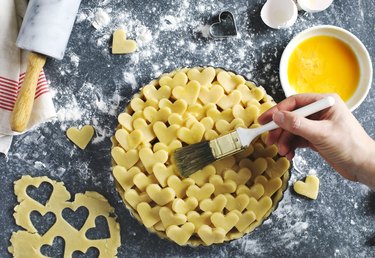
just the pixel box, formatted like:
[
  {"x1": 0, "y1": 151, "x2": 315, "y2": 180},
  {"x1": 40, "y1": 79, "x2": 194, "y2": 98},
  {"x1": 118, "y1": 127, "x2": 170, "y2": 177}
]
[
  {"x1": 8, "y1": 176, "x2": 121, "y2": 257},
  {"x1": 112, "y1": 29, "x2": 137, "y2": 54},
  {"x1": 293, "y1": 175, "x2": 320, "y2": 200},
  {"x1": 66, "y1": 125, "x2": 95, "y2": 149},
  {"x1": 111, "y1": 67, "x2": 290, "y2": 246}
]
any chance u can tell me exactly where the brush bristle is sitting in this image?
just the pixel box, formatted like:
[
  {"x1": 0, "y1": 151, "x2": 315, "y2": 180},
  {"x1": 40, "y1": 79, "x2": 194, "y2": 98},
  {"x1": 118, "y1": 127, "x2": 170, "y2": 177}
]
[{"x1": 173, "y1": 141, "x2": 216, "y2": 177}]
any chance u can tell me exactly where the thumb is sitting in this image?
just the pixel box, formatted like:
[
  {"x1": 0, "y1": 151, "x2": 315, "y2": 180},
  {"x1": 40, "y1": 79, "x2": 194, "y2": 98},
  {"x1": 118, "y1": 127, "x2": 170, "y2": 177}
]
[{"x1": 272, "y1": 110, "x2": 323, "y2": 142}]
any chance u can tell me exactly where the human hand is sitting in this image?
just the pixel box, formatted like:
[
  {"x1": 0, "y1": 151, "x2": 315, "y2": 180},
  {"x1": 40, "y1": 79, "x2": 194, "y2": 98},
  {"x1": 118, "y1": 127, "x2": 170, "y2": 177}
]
[{"x1": 258, "y1": 93, "x2": 375, "y2": 187}]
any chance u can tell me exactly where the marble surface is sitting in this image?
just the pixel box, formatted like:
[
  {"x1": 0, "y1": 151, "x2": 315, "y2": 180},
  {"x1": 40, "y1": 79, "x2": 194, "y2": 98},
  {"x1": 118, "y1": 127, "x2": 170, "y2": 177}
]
[{"x1": 1, "y1": 0, "x2": 375, "y2": 257}]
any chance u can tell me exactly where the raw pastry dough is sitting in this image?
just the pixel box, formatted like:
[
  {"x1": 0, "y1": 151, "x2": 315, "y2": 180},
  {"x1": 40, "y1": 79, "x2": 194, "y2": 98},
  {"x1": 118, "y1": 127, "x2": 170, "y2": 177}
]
[
  {"x1": 293, "y1": 175, "x2": 319, "y2": 200},
  {"x1": 112, "y1": 29, "x2": 137, "y2": 54},
  {"x1": 111, "y1": 67, "x2": 290, "y2": 246},
  {"x1": 66, "y1": 125, "x2": 95, "y2": 149},
  {"x1": 8, "y1": 176, "x2": 121, "y2": 257}
]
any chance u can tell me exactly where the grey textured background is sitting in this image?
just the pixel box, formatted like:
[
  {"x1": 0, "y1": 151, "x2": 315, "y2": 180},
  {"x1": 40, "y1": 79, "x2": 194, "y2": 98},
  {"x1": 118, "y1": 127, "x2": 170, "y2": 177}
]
[{"x1": 1, "y1": 0, "x2": 375, "y2": 257}]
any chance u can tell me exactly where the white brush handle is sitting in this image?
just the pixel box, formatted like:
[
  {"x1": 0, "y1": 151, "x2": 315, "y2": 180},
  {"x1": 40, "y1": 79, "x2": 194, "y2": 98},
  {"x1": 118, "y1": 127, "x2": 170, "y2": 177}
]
[{"x1": 237, "y1": 96, "x2": 336, "y2": 146}]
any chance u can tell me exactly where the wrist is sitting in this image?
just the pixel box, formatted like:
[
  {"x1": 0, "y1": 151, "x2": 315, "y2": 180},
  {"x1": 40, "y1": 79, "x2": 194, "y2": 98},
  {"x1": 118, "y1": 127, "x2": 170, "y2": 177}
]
[{"x1": 355, "y1": 138, "x2": 375, "y2": 190}]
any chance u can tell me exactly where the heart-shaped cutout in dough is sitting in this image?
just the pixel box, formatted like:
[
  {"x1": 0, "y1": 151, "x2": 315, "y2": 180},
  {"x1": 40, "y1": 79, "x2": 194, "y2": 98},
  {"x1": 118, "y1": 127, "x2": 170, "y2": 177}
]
[
  {"x1": 217, "y1": 71, "x2": 245, "y2": 93},
  {"x1": 199, "y1": 194, "x2": 227, "y2": 213},
  {"x1": 152, "y1": 163, "x2": 176, "y2": 187},
  {"x1": 167, "y1": 175, "x2": 195, "y2": 199},
  {"x1": 124, "y1": 189, "x2": 151, "y2": 209},
  {"x1": 172, "y1": 81, "x2": 200, "y2": 106},
  {"x1": 209, "y1": 175, "x2": 237, "y2": 196},
  {"x1": 113, "y1": 165, "x2": 140, "y2": 191},
  {"x1": 254, "y1": 176, "x2": 282, "y2": 197},
  {"x1": 187, "y1": 211, "x2": 212, "y2": 233},
  {"x1": 293, "y1": 175, "x2": 319, "y2": 200},
  {"x1": 172, "y1": 197, "x2": 198, "y2": 214},
  {"x1": 111, "y1": 147, "x2": 139, "y2": 170},
  {"x1": 159, "y1": 71, "x2": 188, "y2": 89},
  {"x1": 177, "y1": 122, "x2": 205, "y2": 145},
  {"x1": 217, "y1": 90, "x2": 242, "y2": 110},
  {"x1": 146, "y1": 184, "x2": 175, "y2": 206},
  {"x1": 143, "y1": 84, "x2": 171, "y2": 101},
  {"x1": 159, "y1": 99, "x2": 187, "y2": 115},
  {"x1": 112, "y1": 29, "x2": 137, "y2": 54},
  {"x1": 198, "y1": 84, "x2": 224, "y2": 105},
  {"x1": 197, "y1": 225, "x2": 226, "y2": 245},
  {"x1": 232, "y1": 210, "x2": 256, "y2": 232},
  {"x1": 133, "y1": 173, "x2": 157, "y2": 191},
  {"x1": 115, "y1": 129, "x2": 143, "y2": 151},
  {"x1": 143, "y1": 106, "x2": 171, "y2": 124},
  {"x1": 246, "y1": 196, "x2": 272, "y2": 220},
  {"x1": 187, "y1": 67, "x2": 216, "y2": 86},
  {"x1": 189, "y1": 165, "x2": 216, "y2": 187},
  {"x1": 66, "y1": 125, "x2": 95, "y2": 150},
  {"x1": 166, "y1": 222, "x2": 195, "y2": 246},
  {"x1": 159, "y1": 207, "x2": 187, "y2": 228},
  {"x1": 224, "y1": 193, "x2": 250, "y2": 212},
  {"x1": 136, "y1": 202, "x2": 161, "y2": 228},
  {"x1": 153, "y1": 121, "x2": 180, "y2": 145},
  {"x1": 210, "y1": 211, "x2": 239, "y2": 233},
  {"x1": 223, "y1": 168, "x2": 252, "y2": 185},
  {"x1": 186, "y1": 183, "x2": 215, "y2": 201},
  {"x1": 236, "y1": 183, "x2": 265, "y2": 200},
  {"x1": 139, "y1": 148, "x2": 168, "y2": 174},
  {"x1": 133, "y1": 118, "x2": 156, "y2": 144}
]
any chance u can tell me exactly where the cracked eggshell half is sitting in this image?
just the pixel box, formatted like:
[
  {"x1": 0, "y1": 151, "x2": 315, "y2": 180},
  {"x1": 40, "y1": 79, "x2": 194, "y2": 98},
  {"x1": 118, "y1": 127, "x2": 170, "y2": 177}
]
[
  {"x1": 297, "y1": 0, "x2": 333, "y2": 13},
  {"x1": 261, "y1": 0, "x2": 298, "y2": 29}
]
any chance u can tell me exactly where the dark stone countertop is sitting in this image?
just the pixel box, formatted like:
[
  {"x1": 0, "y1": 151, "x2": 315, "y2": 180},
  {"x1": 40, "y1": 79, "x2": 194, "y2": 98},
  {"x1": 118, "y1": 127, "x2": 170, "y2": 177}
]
[{"x1": 1, "y1": 0, "x2": 375, "y2": 257}]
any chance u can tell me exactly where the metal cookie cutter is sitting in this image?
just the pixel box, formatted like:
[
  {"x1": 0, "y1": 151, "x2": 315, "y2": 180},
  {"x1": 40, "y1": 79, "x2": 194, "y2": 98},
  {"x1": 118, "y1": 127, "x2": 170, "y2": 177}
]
[{"x1": 209, "y1": 10, "x2": 238, "y2": 38}]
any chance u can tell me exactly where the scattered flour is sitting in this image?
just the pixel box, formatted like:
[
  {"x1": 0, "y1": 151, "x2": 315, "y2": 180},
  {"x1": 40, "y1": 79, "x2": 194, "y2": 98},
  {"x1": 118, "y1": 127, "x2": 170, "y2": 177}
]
[{"x1": 92, "y1": 8, "x2": 111, "y2": 29}]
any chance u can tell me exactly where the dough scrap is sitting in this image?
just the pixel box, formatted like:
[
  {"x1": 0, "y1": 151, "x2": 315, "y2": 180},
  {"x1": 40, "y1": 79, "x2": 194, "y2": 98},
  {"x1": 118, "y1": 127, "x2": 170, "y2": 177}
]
[
  {"x1": 66, "y1": 125, "x2": 95, "y2": 149},
  {"x1": 8, "y1": 176, "x2": 121, "y2": 257},
  {"x1": 293, "y1": 175, "x2": 320, "y2": 200},
  {"x1": 112, "y1": 29, "x2": 137, "y2": 54},
  {"x1": 111, "y1": 67, "x2": 290, "y2": 246}
]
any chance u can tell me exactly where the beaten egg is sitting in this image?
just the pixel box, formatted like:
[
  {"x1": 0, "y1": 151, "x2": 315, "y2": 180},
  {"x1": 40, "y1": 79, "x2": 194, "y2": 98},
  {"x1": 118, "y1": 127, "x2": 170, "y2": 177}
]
[{"x1": 287, "y1": 35, "x2": 360, "y2": 101}]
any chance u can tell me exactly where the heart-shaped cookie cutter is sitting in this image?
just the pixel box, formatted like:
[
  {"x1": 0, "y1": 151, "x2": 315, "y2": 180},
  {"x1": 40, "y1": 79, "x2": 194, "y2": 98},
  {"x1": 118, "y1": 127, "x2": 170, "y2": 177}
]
[{"x1": 209, "y1": 11, "x2": 238, "y2": 38}]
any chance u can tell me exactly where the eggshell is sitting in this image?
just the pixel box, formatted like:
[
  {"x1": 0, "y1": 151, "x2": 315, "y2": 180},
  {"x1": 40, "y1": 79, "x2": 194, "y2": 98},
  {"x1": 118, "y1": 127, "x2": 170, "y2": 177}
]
[
  {"x1": 297, "y1": 0, "x2": 333, "y2": 13},
  {"x1": 261, "y1": 0, "x2": 298, "y2": 29}
]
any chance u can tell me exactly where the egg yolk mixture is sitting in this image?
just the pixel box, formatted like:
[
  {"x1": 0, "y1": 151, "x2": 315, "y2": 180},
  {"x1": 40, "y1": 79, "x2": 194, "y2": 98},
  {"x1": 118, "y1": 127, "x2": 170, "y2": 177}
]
[{"x1": 288, "y1": 35, "x2": 360, "y2": 101}]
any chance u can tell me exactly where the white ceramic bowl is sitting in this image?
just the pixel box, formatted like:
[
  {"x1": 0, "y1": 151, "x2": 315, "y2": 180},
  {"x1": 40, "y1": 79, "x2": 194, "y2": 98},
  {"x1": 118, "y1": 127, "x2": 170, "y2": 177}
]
[{"x1": 279, "y1": 25, "x2": 373, "y2": 111}]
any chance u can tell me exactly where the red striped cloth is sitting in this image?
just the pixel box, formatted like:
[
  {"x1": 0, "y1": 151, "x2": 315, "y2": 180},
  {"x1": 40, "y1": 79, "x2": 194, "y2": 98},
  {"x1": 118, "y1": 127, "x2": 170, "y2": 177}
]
[{"x1": 0, "y1": 71, "x2": 49, "y2": 112}]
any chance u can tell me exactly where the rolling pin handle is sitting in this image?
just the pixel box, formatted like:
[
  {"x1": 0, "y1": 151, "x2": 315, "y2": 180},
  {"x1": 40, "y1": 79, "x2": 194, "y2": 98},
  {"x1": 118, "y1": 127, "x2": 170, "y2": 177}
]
[{"x1": 10, "y1": 52, "x2": 46, "y2": 133}]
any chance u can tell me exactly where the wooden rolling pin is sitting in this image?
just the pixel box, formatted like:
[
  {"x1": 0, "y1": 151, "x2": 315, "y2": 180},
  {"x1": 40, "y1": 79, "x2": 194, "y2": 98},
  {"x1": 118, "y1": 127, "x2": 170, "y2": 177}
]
[{"x1": 11, "y1": 53, "x2": 46, "y2": 132}]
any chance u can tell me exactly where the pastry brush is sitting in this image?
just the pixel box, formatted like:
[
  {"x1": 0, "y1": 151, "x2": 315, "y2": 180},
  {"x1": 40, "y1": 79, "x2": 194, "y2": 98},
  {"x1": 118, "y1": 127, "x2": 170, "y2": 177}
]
[{"x1": 173, "y1": 96, "x2": 335, "y2": 177}]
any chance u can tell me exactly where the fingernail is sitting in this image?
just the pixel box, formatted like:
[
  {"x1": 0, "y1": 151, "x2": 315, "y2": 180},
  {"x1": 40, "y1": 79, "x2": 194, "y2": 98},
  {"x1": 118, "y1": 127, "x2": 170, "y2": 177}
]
[{"x1": 273, "y1": 111, "x2": 284, "y2": 124}]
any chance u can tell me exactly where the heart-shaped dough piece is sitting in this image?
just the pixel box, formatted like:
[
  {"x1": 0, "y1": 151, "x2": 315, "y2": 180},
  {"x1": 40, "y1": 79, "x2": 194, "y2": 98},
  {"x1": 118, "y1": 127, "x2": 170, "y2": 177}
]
[
  {"x1": 210, "y1": 211, "x2": 239, "y2": 233},
  {"x1": 159, "y1": 72, "x2": 188, "y2": 89},
  {"x1": 146, "y1": 184, "x2": 175, "y2": 206},
  {"x1": 111, "y1": 147, "x2": 139, "y2": 170},
  {"x1": 172, "y1": 81, "x2": 200, "y2": 106},
  {"x1": 189, "y1": 165, "x2": 216, "y2": 187},
  {"x1": 187, "y1": 67, "x2": 216, "y2": 86},
  {"x1": 112, "y1": 29, "x2": 137, "y2": 54},
  {"x1": 139, "y1": 148, "x2": 168, "y2": 174},
  {"x1": 199, "y1": 84, "x2": 224, "y2": 105},
  {"x1": 153, "y1": 121, "x2": 179, "y2": 145},
  {"x1": 186, "y1": 183, "x2": 215, "y2": 201},
  {"x1": 143, "y1": 106, "x2": 171, "y2": 124},
  {"x1": 167, "y1": 175, "x2": 195, "y2": 199},
  {"x1": 66, "y1": 125, "x2": 95, "y2": 150},
  {"x1": 232, "y1": 104, "x2": 259, "y2": 127},
  {"x1": 232, "y1": 210, "x2": 256, "y2": 232},
  {"x1": 159, "y1": 207, "x2": 187, "y2": 228},
  {"x1": 113, "y1": 165, "x2": 140, "y2": 191},
  {"x1": 209, "y1": 175, "x2": 237, "y2": 196},
  {"x1": 254, "y1": 176, "x2": 282, "y2": 197},
  {"x1": 197, "y1": 225, "x2": 226, "y2": 245},
  {"x1": 143, "y1": 84, "x2": 171, "y2": 101},
  {"x1": 159, "y1": 99, "x2": 187, "y2": 115},
  {"x1": 293, "y1": 175, "x2": 319, "y2": 200},
  {"x1": 153, "y1": 140, "x2": 182, "y2": 153},
  {"x1": 133, "y1": 173, "x2": 158, "y2": 192},
  {"x1": 246, "y1": 196, "x2": 272, "y2": 220},
  {"x1": 133, "y1": 118, "x2": 156, "y2": 143},
  {"x1": 217, "y1": 71, "x2": 245, "y2": 93},
  {"x1": 115, "y1": 129, "x2": 143, "y2": 151},
  {"x1": 137, "y1": 202, "x2": 161, "y2": 228},
  {"x1": 223, "y1": 168, "x2": 251, "y2": 185},
  {"x1": 217, "y1": 90, "x2": 241, "y2": 110},
  {"x1": 124, "y1": 189, "x2": 151, "y2": 209},
  {"x1": 236, "y1": 184, "x2": 265, "y2": 200},
  {"x1": 166, "y1": 222, "x2": 195, "y2": 246},
  {"x1": 224, "y1": 193, "x2": 250, "y2": 212},
  {"x1": 130, "y1": 98, "x2": 158, "y2": 112},
  {"x1": 152, "y1": 163, "x2": 176, "y2": 187},
  {"x1": 172, "y1": 197, "x2": 198, "y2": 214},
  {"x1": 177, "y1": 122, "x2": 205, "y2": 145},
  {"x1": 199, "y1": 194, "x2": 227, "y2": 213},
  {"x1": 265, "y1": 157, "x2": 290, "y2": 178}
]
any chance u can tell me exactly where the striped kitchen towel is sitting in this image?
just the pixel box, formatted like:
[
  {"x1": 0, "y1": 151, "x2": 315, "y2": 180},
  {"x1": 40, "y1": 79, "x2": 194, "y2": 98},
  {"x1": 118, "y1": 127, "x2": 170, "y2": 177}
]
[{"x1": 0, "y1": 0, "x2": 56, "y2": 155}]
